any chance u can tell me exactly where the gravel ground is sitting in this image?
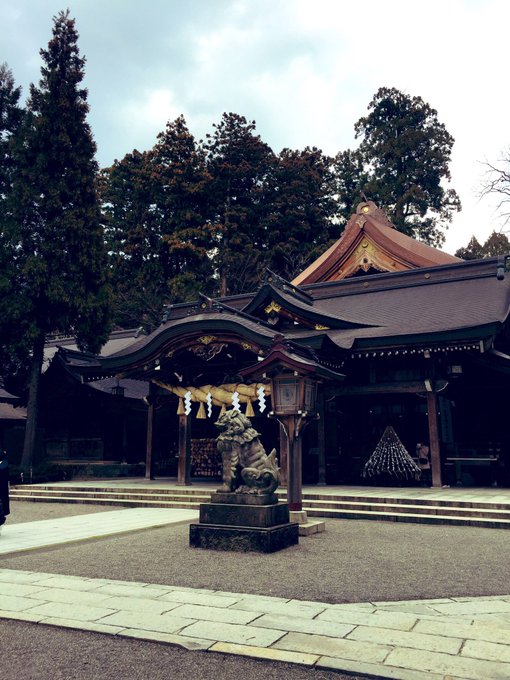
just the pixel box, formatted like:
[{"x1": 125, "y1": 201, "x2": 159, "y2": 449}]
[
  {"x1": 0, "y1": 620, "x2": 352, "y2": 680},
  {"x1": 2, "y1": 501, "x2": 510, "y2": 680},
  {"x1": 2, "y1": 501, "x2": 510, "y2": 603}
]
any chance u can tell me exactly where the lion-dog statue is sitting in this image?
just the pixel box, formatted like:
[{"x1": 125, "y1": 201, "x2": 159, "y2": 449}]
[{"x1": 215, "y1": 410, "x2": 280, "y2": 495}]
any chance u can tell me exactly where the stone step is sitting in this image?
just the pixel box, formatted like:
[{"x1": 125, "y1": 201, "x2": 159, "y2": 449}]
[
  {"x1": 9, "y1": 484, "x2": 209, "y2": 497},
  {"x1": 304, "y1": 506, "x2": 510, "y2": 529},
  {"x1": 10, "y1": 488, "x2": 211, "y2": 503},
  {"x1": 9, "y1": 485, "x2": 510, "y2": 529},
  {"x1": 9, "y1": 494, "x2": 203, "y2": 510},
  {"x1": 299, "y1": 492, "x2": 510, "y2": 511},
  {"x1": 12, "y1": 484, "x2": 510, "y2": 510},
  {"x1": 303, "y1": 498, "x2": 510, "y2": 519}
]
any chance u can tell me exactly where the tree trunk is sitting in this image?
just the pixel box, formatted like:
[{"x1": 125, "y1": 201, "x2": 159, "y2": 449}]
[
  {"x1": 20, "y1": 332, "x2": 45, "y2": 471},
  {"x1": 220, "y1": 265, "x2": 228, "y2": 297}
]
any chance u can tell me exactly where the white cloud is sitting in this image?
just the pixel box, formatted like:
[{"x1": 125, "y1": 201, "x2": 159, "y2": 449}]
[
  {"x1": 2, "y1": 0, "x2": 510, "y2": 251},
  {"x1": 111, "y1": 88, "x2": 185, "y2": 159}
]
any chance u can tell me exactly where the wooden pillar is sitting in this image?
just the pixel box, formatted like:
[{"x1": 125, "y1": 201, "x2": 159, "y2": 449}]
[
  {"x1": 317, "y1": 390, "x2": 326, "y2": 485},
  {"x1": 285, "y1": 416, "x2": 303, "y2": 512},
  {"x1": 145, "y1": 394, "x2": 155, "y2": 480},
  {"x1": 279, "y1": 421, "x2": 288, "y2": 486},
  {"x1": 427, "y1": 391, "x2": 442, "y2": 488},
  {"x1": 177, "y1": 414, "x2": 192, "y2": 485}
]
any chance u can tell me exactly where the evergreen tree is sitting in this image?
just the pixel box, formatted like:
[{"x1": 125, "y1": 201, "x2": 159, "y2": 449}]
[
  {"x1": 332, "y1": 148, "x2": 369, "y2": 227},
  {"x1": 150, "y1": 115, "x2": 214, "y2": 302},
  {"x1": 355, "y1": 87, "x2": 461, "y2": 246},
  {"x1": 482, "y1": 231, "x2": 510, "y2": 256},
  {"x1": 0, "y1": 64, "x2": 28, "y2": 391},
  {"x1": 264, "y1": 146, "x2": 337, "y2": 281},
  {"x1": 9, "y1": 11, "x2": 111, "y2": 468},
  {"x1": 362, "y1": 426, "x2": 420, "y2": 482},
  {"x1": 204, "y1": 113, "x2": 274, "y2": 295},
  {"x1": 455, "y1": 231, "x2": 510, "y2": 259},
  {"x1": 455, "y1": 235, "x2": 483, "y2": 260},
  {"x1": 100, "y1": 149, "x2": 163, "y2": 330},
  {"x1": 102, "y1": 116, "x2": 213, "y2": 330}
]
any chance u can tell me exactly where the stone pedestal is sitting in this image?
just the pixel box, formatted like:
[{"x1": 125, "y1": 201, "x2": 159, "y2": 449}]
[{"x1": 189, "y1": 493, "x2": 299, "y2": 553}]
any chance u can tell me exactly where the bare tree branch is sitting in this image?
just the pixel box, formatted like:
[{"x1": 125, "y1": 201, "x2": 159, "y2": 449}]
[{"x1": 479, "y1": 149, "x2": 510, "y2": 229}]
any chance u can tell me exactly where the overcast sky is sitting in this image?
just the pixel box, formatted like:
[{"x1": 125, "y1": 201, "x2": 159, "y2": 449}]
[{"x1": 1, "y1": 0, "x2": 509, "y2": 254}]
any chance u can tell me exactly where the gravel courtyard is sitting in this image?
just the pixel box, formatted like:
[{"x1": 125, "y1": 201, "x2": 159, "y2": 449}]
[{"x1": 2, "y1": 500, "x2": 509, "y2": 680}]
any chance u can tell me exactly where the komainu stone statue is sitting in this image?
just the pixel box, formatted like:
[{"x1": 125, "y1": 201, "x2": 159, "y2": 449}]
[{"x1": 215, "y1": 410, "x2": 280, "y2": 495}]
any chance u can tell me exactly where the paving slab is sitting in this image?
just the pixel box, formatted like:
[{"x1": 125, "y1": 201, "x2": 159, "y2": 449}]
[
  {"x1": 168, "y1": 603, "x2": 261, "y2": 625},
  {"x1": 346, "y1": 623, "x2": 463, "y2": 654},
  {"x1": 273, "y1": 630, "x2": 392, "y2": 663},
  {"x1": 250, "y1": 612, "x2": 355, "y2": 637},
  {"x1": 415, "y1": 618, "x2": 510, "y2": 645},
  {"x1": 180, "y1": 619, "x2": 286, "y2": 647},
  {"x1": 317, "y1": 607, "x2": 418, "y2": 631},
  {"x1": 159, "y1": 590, "x2": 241, "y2": 608},
  {"x1": 98, "y1": 609, "x2": 196, "y2": 633},
  {"x1": 210, "y1": 641, "x2": 319, "y2": 666},
  {"x1": 316, "y1": 655, "x2": 446, "y2": 680},
  {"x1": 24, "y1": 601, "x2": 117, "y2": 622},
  {"x1": 230, "y1": 597, "x2": 326, "y2": 618},
  {"x1": 385, "y1": 646, "x2": 510, "y2": 679},
  {"x1": 461, "y1": 639, "x2": 510, "y2": 663}
]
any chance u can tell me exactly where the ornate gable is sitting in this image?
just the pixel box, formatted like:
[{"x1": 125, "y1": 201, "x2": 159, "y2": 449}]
[{"x1": 293, "y1": 201, "x2": 461, "y2": 285}]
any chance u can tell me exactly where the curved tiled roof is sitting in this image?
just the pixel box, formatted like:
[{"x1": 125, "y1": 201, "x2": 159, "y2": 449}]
[{"x1": 293, "y1": 201, "x2": 461, "y2": 285}]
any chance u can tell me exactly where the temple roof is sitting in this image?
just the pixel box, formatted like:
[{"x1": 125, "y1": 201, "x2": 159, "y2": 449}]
[
  {"x1": 293, "y1": 201, "x2": 461, "y2": 285},
  {"x1": 54, "y1": 255, "x2": 510, "y2": 387}
]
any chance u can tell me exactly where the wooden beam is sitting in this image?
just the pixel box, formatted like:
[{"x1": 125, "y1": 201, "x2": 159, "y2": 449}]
[
  {"x1": 286, "y1": 418, "x2": 303, "y2": 512},
  {"x1": 329, "y1": 380, "x2": 447, "y2": 396},
  {"x1": 279, "y1": 422, "x2": 288, "y2": 486},
  {"x1": 177, "y1": 414, "x2": 192, "y2": 485},
  {"x1": 145, "y1": 397, "x2": 155, "y2": 480},
  {"x1": 426, "y1": 391, "x2": 442, "y2": 488},
  {"x1": 317, "y1": 390, "x2": 326, "y2": 485}
]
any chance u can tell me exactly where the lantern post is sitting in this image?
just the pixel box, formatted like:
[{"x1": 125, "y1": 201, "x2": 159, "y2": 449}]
[{"x1": 269, "y1": 372, "x2": 318, "y2": 512}]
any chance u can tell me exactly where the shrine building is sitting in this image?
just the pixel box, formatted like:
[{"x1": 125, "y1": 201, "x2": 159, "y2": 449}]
[{"x1": 48, "y1": 201, "x2": 510, "y2": 489}]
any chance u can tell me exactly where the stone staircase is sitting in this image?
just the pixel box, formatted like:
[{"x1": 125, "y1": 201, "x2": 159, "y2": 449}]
[{"x1": 9, "y1": 483, "x2": 510, "y2": 529}]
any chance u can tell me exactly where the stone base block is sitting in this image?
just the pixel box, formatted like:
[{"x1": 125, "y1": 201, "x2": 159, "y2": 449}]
[
  {"x1": 298, "y1": 520, "x2": 326, "y2": 536},
  {"x1": 189, "y1": 522, "x2": 299, "y2": 553},
  {"x1": 210, "y1": 492, "x2": 278, "y2": 506},
  {"x1": 199, "y1": 502, "x2": 289, "y2": 528}
]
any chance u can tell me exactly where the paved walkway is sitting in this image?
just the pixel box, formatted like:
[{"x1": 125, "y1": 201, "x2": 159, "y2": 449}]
[
  {"x1": 1, "y1": 509, "x2": 510, "y2": 679},
  {"x1": 0, "y1": 565, "x2": 509, "y2": 680},
  {"x1": 0, "y1": 508, "x2": 198, "y2": 555}
]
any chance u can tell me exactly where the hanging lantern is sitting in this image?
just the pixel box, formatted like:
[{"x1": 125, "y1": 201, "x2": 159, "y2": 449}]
[
  {"x1": 271, "y1": 374, "x2": 317, "y2": 416},
  {"x1": 196, "y1": 402, "x2": 206, "y2": 419}
]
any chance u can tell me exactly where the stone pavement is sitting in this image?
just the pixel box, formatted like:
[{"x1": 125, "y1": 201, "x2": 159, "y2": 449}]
[
  {"x1": 0, "y1": 508, "x2": 198, "y2": 555},
  {"x1": 1, "y1": 509, "x2": 510, "y2": 679}
]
